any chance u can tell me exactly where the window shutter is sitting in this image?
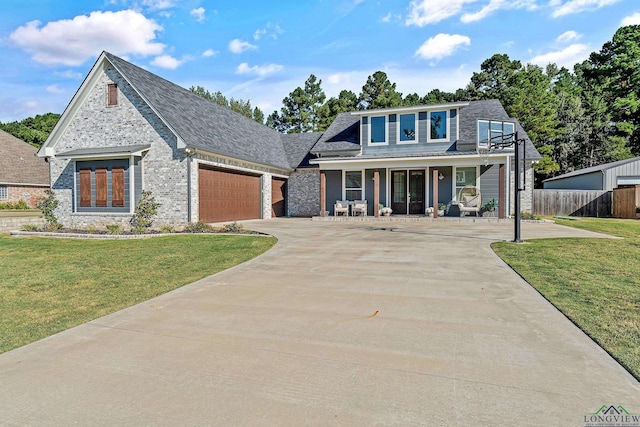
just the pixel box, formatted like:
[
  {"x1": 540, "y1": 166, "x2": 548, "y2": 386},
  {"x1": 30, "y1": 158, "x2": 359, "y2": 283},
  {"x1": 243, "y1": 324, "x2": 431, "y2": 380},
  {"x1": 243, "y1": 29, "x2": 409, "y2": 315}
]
[
  {"x1": 112, "y1": 167, "x2": 125, "y2": 207},
  {"x1": 95, "y1": 168, "x2": 108, "y2": 207},
  {"x1": 79, "y1": 169, "x2": 92, "y2": 207},
  {"x1": 107, "y1": 83, "x2": 118, "y2": 106}
]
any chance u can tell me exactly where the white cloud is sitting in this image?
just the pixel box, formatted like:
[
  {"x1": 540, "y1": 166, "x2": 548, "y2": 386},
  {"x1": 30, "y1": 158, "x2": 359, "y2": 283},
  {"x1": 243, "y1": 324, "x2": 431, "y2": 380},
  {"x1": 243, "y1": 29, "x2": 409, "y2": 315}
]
[
  {"x1": 253, "y1": 23, "x2": 283, "y2": 41},
  {"x1": 202, "y1": 49, "x2": 218, "y2": 58},
  {"x1": 45, "y1": 84, "x2": 65, "y2": 94},
  {"x1": 54, "y1": 70, "x2": 83, "y2": 79},
  {"x1": 406, "y1": 0, "x2": 476, "y2": 26},
  {"x1": 253, "y1": 28, "x2": 267, "y2": 40},
  {"x1": 461, "y1": 0, "x2": 537, "y2": 23},
  {"x1": 529, "y1": 43, "x2": 589, "y2": 68},
  {"x1": 236, "y1": 62, "x2": 283, "y2": 77},
  {"x1": 228, "y1": 39, "x2": 257, "y2": 54},
  {"x1": 190, "y1": 7, "x2": 205, "y2": 22},
  {"x1": 142, "y1": 0, "x2": 175, "y2": 10},
  {"x1": 9, "y1": 10, "x2": 165, "y2": 66},
  {"x1": 556, "y1": 30, "x2": 581, "y2": 43},
  {"x1": 415, "y1": 33, "x2": 471, "y2": 62},
  {"x1": 621, "y1": 12, "x2": 640, "y2": 26},
  {"x1": 150, "y1": 54, "x2": 189, "y2": 69},
  {"x1": 551, "y1": 0, "x2": 620, "y2": 18}
]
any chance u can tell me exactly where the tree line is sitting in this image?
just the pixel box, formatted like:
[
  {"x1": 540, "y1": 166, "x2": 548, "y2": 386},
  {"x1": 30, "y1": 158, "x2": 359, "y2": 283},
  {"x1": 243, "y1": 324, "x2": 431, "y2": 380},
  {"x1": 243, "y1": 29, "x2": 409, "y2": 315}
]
[{"x1": 3, "y1": 25, "x2": 638, "y2": 185}]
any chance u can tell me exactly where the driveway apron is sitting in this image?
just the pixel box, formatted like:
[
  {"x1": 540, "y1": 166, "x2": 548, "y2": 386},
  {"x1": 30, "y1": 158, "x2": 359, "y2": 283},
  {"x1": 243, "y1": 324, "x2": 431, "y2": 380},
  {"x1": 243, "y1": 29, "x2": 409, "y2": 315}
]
[{"x1": 0, "y1": 219, "x2": 638, "y2": 426}]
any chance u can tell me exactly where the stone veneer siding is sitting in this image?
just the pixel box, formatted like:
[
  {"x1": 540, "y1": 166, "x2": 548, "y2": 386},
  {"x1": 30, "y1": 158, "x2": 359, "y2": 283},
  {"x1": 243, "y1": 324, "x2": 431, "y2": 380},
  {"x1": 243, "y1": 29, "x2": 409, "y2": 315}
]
[
  {"x1": 288, "y1": 168, "x2": 320, "y2": 217},
  {"x1": 3, "y1": 185, "x2": 49, "y2": 208},
  {"x1": 509, "y1": 161, "x2": 534, "y2": 215},
  {"x1": 50, "y1": 65, "x2": 189, "y2": 228}
]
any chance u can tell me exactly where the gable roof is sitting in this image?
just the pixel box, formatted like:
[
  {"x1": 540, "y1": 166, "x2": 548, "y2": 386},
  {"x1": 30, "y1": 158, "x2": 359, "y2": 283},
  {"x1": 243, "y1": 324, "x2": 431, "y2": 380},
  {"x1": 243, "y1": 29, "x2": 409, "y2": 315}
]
[
  {"x1": 543, "y1": 156, "x2": 640, "y2": 182},
  {"x1": 41, "y1": 52, "x2": 295, "y2": 171},
  {"x1": 0, "y1": 130, "x2": 49, "y2": 186},
  {"x1": 104, "y1": 53, "x2": 292, "y2": 171}
]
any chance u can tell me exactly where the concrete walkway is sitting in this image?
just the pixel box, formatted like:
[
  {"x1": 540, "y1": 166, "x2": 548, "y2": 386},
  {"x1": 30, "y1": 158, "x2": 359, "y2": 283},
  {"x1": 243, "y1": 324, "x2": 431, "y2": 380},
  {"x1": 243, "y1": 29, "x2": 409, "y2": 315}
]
[{"x1": 0, "y1": 219, "x2": 638, "y2": 426}]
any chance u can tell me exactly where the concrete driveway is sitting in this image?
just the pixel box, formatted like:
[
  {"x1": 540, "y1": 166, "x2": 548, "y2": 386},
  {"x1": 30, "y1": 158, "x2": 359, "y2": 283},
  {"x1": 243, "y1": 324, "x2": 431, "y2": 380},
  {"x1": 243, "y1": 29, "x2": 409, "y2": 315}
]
[{"x1": 0, "y1": 219, "x2": 638, "y2": 426}]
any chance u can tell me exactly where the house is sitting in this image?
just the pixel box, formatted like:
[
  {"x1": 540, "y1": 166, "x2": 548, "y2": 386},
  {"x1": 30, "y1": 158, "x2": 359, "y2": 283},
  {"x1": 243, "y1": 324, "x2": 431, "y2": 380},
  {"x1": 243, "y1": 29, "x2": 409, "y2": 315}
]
[
  {"x1": 38, "y1": 52, "x2": 539, "y2": 227},
  {"x1": 543, "y1": 156, "x2": 640, "y2": 190},
  {"x1": 38, "y1": 51, "x2": 320, "y2": 228},
  {"x1": 0, "y1": 130, "x2": 49, "y2": 207},
  {"x1": 311, "y1": 100, "x2": 540, "y2": 217}
]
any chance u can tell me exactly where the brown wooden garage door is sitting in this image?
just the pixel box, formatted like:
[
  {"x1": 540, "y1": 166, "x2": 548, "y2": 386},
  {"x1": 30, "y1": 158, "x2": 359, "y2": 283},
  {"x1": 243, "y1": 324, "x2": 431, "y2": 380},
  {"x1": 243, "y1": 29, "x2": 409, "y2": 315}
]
[
  {"x1": 198, "y1": 166, "x2": 261, "y2": 222},
  {"x1": 271, "y1": 177, "x2": 286, "y2": 217}
]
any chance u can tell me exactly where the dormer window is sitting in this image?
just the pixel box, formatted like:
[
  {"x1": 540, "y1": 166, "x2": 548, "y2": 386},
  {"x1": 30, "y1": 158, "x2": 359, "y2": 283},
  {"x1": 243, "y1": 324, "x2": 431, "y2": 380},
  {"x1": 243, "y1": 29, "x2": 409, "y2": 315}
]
[
  {"x1": 107, "y1": 83, "x2": 118, "y2": 106},
  {"x1": 478, "y1": 120, "x2": 515, "y2": 148},
  {"x1": 398, "y1": 113, "x2": 417, "y2": 144},
  {"x1": 369, "y1": 115, "x2": 387, "y2": 145},
  {"x1": 428, "y1": 111, "x2": 448, "y2": 141}
]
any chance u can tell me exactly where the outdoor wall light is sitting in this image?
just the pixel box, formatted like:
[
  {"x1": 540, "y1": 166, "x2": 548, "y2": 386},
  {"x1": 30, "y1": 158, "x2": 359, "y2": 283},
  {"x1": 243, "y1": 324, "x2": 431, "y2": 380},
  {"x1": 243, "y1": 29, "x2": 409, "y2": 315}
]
[{"x1": 438, "y1": 172, "x2": 444, "y2": 180}]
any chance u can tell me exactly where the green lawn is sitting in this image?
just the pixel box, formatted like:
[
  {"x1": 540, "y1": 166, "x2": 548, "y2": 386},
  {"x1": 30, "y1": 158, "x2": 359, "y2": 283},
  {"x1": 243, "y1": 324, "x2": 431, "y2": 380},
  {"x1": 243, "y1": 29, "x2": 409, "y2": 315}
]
[
  {"x1": 0, "y1": 234, "x2": 275, "y2": 353},
  {"x1": 492, "y1": 218, "x2": 640, "y2": 380}
]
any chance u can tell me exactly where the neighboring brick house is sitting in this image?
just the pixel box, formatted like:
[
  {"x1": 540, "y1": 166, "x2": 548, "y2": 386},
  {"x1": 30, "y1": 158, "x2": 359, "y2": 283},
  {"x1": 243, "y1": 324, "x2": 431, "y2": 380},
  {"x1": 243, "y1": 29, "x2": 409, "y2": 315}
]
[
  {"x1": 38, "y1": 52, "x2": 539, "y2": 227},
  {"x1": 0, "y1": 130, "x2": 49, "y2": 207}
]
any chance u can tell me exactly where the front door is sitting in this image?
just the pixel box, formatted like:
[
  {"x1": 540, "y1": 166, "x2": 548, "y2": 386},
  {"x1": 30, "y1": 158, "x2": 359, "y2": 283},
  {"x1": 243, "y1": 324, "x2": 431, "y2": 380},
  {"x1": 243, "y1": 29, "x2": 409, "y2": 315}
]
[
  {"x1": 409, "y1": 170, "x2": 425, "y2": 214},
  {"x1": 391, "y1": 170, "x2": 425, "y2": 215}
]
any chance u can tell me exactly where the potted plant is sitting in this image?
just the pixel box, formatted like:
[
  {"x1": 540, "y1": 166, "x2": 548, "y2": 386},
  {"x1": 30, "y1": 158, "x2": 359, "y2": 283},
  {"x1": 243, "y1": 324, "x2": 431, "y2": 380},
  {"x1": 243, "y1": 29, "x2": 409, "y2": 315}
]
[
  {"x1": 438, "y1": 203, "x2": 446, "y2": 216},
  {"x1": 426, "y1": 207, "x2": 434, "y2": 217},
  {"x1": 379, "y1": 204, "x2": 392, "y2": 216},
  {"x1": 483, "y1": 199, "x2": 498, "y2": 217}
]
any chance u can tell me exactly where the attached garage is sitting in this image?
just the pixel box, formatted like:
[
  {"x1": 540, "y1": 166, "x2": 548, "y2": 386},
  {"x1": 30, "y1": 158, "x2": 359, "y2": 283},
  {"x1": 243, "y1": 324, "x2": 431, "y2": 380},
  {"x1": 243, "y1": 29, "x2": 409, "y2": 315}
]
[
  {"x1": 271, "y1": 177, "x2": 287, "y2": 217},
  {"x1": 198, "y1": 165, "x2": 262, "y2": 222}
]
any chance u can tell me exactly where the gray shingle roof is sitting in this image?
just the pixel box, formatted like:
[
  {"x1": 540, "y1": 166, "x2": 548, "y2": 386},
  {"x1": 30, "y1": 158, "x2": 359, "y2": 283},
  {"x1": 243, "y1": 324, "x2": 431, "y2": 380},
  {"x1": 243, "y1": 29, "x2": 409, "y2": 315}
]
[
  {"x1": 543, "y1": 155, "x2": 640, "y2": 182},
  {"x1": 311, "y1": 112, "x2": 360, "y2": 153},
  {"x1": 105, "y1": 52, "x2": 292, "y2": 171},
  {"x1": 280, "y1": 132, "x2": 322, "y2": 168},
  {"x1": 0, "y1": 130, "x2": 49, "y2": 185}
]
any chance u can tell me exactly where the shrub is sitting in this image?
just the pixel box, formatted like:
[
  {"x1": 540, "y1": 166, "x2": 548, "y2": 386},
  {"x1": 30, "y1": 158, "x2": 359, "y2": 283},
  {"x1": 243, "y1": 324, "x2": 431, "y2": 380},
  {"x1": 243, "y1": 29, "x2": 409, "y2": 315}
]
[
  {"x1": 160, "y1": 225, "x2": 175, "y2": 234},
  {"x1": 21, "y1": 223, "x2": 40, "y2": 231},
  {"x1": 36, "y1": 190, "x2": 61, "y2": 230},
  {"x1": 106, "y1": 224, "x2": 123, "y2": 235},
  {"x1": 130, "y1": 190, "x2": 160, "y2": 232},
  {"x1": 0, "y1": 200, "x2": 29, "y2": 210},
  {"x1": 184, "y1": 221, "x2": 214, "y2": 233},
  {"x1": 520, "y1": 211, "x2": 539, "y2": 220},
  {"x1": 221, "y1": 222, "x2": 244, "y2": 233}
]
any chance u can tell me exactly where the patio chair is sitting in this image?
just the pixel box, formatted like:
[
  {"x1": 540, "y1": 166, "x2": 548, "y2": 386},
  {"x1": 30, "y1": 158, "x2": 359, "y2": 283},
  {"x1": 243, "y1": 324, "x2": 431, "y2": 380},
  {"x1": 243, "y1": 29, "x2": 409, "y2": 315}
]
[
  {"x1": 351, "y1": 200, "x2": 367, "y2": 216},
  {"x1": 457, "y1": 186, "x2": 481, "y2": 217},
  {"x1": 334, "y1": 200, "x2": 349, "y2": 216}
]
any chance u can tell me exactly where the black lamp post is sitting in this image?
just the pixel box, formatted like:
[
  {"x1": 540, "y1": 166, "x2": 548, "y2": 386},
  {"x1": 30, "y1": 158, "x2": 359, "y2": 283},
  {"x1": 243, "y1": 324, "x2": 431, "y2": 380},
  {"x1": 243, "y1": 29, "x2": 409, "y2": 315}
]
[{"x1": 488, "y1": 132, "x2": 526, "y2": 243}]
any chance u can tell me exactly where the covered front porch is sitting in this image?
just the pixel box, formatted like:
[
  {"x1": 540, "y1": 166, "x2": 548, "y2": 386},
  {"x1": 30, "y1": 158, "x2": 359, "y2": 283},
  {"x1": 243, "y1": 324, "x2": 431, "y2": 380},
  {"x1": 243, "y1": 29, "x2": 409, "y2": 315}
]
[{"x1": 317, "y1": 158, "x2": 511, "y2": 220}]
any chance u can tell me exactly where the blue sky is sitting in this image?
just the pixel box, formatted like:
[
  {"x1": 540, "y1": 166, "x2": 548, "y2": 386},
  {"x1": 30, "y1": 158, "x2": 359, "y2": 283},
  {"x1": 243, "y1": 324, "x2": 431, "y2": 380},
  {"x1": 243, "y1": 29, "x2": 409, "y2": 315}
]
[{"x1": 0, "y1": 0, "x2": 638, "y2": 123}]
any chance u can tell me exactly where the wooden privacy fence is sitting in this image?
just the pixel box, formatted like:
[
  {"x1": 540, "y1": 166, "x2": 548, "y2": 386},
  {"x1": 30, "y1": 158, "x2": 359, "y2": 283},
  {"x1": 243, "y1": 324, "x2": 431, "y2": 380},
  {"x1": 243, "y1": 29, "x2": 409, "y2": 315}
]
[
  {"x1": 533, "y1": 190, "x2": 612, "y2": 217},
  {"x1": 612, "y1": 185, "x2": 640, "y2": 219}
]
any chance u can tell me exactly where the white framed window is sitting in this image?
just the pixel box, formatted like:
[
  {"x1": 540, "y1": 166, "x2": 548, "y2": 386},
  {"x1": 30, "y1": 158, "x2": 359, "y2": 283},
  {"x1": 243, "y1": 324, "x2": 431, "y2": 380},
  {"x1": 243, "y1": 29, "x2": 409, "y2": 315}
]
[
  {"x1": 428, "y1": 110, "x2": 448, "y2": 142},
  {"x1": 398, "y1": 113, "x2": 417, "y2": 144},
  {"x1": 369, "y1": 115, "x2": 387, "y2": 145},
  {"x1": 478, "y1": 120, "x2": 515, "y2": 148},
  {"x1": 344, "y1": 170, "x2": 363, "y2": 201},
  {"x1": 0, "y1": 184, "x2": 7, "y2": 199},
  {"x1": 454, "y1": 166, "x2": 479, "y2": 200}
]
